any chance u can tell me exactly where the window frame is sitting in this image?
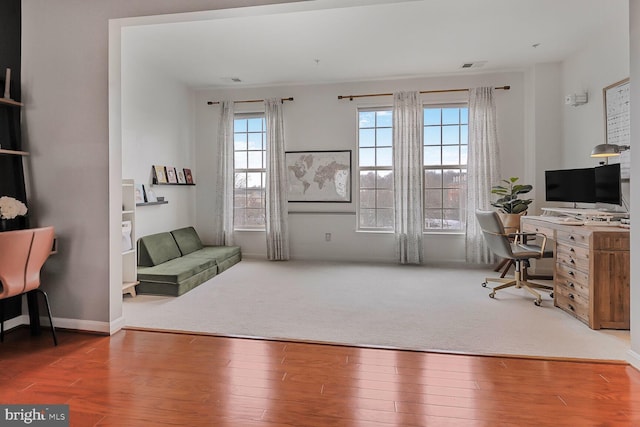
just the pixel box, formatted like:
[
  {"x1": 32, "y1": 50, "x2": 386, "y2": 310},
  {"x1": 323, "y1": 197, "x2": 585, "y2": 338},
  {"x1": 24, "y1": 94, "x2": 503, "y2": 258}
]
[
  {"x1": 356, "y1": 107, "x2": 395, "y2": 232},
  {"x1": 233, "y1": 112, "x2": 267, "y2": 231},
  {"x1": 422, "y1": 103, "x2": 468, "y2": 233}
]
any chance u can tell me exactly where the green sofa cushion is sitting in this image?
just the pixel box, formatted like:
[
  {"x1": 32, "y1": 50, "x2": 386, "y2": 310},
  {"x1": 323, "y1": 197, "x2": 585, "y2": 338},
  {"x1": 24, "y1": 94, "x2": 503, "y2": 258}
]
[
  {"x1": 136, "y1": 266, "x2": 219, "y2": 297},
  {"x1": 137, "y1": 232, "x2": 182, "y2": 267},
  {"x1": 137, "y1": 256, "x2": 217, "y2": 283},
  {"x1": 171, "y1": 226, "x2": 204, "y2": 255}
]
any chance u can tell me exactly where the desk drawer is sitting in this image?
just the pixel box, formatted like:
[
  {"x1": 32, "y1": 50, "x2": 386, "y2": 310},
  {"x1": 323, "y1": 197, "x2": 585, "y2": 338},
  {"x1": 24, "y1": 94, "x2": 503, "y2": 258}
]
[
  {"x1": 555, "y1": 292, "x2": 589, "y2": 324},
  {"x1": 556, "y1": 243, "x2": 590, "y2": 272},
  {"x1": 555, "y1": 271, "x2": 589, "y2": 298},
  {"x1": 521, "y1": 222, "x2": 555, "y2": 239},
  {"x1": 556, "y1": 229, "x2": 590, "y2": 247}
]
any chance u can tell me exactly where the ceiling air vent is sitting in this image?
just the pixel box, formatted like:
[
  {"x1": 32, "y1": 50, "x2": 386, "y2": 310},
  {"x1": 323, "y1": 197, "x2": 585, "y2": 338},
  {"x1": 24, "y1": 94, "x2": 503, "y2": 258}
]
[{"x1": 460, "y1": 61, "x2": 487, "y2": 69}]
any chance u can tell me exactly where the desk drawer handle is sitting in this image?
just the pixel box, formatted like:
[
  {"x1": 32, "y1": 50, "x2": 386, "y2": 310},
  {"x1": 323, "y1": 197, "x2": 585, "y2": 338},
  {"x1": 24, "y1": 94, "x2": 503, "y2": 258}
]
[
  {"x1": 569, "y1": 235, "x2": 575, "y2": 241},
  {"x1": 568, "y1": 271, "x2": 575, "y2": 277},
  {"x1": 570, "y1": 248, "x2": 575, "y2": 253},
  {"x1": 568, "y1": 304, "x2": 575, "y2": 312},
  {"x1": 568, "y1": 282, "x2": 575, "y2": 288},
  {"x1": 570, "y1": 259, "x2": 575, "y2": 265},
  {"x1": 569, "y1": 293, "x2": 575, "y2": 300}
]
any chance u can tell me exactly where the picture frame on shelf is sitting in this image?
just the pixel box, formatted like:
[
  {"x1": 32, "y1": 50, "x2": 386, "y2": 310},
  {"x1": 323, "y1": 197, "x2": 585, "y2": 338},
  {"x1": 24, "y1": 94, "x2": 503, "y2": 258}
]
[
  {"x1": 184, "y1": 168, "x2": 194, "y2": 184},
  {"x1": 144, "y1": 185, "x2": 157, "y2": 202},
  {"x1": 166, "y1": 166, "x2": 178, "y2": 184},
  {"x1": 134, "y1": 183, "x2": 146, "y2": 204},
  {"x1": 177, "y1": 169, "x2": 187, "y2": 184},
  {"x1": 153, "y1": 165, "x2": 167, "y2": 184}
]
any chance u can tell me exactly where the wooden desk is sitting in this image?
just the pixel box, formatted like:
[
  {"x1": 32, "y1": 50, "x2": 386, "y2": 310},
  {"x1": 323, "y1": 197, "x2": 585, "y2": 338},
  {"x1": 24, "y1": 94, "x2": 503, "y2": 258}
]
[{"x1": 521, "y1": 216, "x2": 630, "y2": 330}]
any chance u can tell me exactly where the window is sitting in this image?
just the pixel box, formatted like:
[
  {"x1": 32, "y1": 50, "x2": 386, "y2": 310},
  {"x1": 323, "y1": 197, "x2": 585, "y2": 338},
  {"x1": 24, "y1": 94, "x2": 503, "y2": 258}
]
[
  {"x1": 234, "y1": 114, "x2": 266, "y2": 229},
  {"x1": 423, "y1": 106, "x2": 468, "y2": 231},
  {"x1": 358, "y1": 109, "x2": 394, "y2": 230}
]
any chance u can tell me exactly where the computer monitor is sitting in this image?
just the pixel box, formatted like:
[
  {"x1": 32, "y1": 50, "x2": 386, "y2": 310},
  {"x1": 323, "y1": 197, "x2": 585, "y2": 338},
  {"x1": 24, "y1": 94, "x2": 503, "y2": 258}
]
[
  {"x1": 594, "y1": 163, "x2": 622, "y2": 205},
  {"x1": 545, "y1": 167, "x2": 596, "y2": 203}
]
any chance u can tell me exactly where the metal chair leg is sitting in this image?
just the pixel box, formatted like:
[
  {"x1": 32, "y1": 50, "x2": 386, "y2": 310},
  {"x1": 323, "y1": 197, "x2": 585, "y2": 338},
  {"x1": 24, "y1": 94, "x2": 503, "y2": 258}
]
[{"x1": 34, "y1": 289, "x2": 57, "y2": 346}]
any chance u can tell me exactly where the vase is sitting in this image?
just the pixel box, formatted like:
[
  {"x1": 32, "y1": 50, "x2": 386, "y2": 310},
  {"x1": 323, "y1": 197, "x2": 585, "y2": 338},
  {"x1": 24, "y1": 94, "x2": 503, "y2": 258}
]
[
  {"x1": 497, "y1": 211, "x2": 525, "y2": 234},
  {"x1": 0, "y1": 218, "x2": 20, "y2": 232}
]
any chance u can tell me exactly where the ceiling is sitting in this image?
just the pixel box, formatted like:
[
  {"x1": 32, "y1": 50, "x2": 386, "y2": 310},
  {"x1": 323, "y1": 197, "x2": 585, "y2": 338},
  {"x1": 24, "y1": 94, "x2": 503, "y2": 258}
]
[{"x1": 122, "y1": 0, "x2": 628, "y2": 89}]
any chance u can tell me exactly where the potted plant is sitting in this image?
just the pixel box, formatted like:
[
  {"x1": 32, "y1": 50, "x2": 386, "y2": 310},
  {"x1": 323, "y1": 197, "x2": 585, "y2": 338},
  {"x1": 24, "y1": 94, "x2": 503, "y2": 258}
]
[{"x1": 490, "y1": 177, "x2": 533, "y2": 231}]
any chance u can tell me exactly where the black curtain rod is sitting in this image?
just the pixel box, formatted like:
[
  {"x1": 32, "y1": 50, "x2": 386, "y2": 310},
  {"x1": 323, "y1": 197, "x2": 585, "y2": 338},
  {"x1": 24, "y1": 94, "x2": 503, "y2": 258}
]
[
  {"x1": 207, "y1": 97, "x2": 294, "y2": 105},
  {"x1": 338, "y1": 85, "x2": 510, "y2": 101}
]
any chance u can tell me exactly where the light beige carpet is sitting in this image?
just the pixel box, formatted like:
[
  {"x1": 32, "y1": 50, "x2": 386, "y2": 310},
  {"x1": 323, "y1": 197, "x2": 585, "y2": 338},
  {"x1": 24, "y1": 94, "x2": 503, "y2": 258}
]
[{"x1": 123, "y1": 259, "x2": 630, "y2": 361}]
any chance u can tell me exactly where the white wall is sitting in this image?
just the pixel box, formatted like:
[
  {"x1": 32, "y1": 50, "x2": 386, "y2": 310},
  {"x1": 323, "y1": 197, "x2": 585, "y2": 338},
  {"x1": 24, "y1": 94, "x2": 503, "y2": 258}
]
[
  {"x1": 195, "y1": 71, "x2": 525, "y2": 262},
  {"x1": 562, "y1": 13, "x2": 630, "y2": 168},
  {"x1": 121, "y1": 38, "x2": 196, "y2": 239},
  {"x1": 21, "y1": 0, "x2": 298, "y2": 332}
]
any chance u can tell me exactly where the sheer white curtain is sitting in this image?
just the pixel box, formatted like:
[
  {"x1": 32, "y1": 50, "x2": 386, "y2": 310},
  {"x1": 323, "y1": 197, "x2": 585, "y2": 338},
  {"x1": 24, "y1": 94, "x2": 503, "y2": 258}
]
[
  {"x1": 212, "y1": 100, "x2": 235, "y2": 246},
  {"x1": 264, "y1": 98, "x2": 290, "y2": 260},
  {"x1": 465, "y1": 87, "x2": 501, "y2": 263},
  {"x1": 393, "y1": 91, "x2": 424, "y2": 264}
]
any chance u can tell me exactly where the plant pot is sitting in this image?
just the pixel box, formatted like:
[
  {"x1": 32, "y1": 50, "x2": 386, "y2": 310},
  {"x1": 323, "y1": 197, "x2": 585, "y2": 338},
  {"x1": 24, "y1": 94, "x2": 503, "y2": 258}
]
[{"x1": 497, "y1": 211, "x2": 525, "y2": 233}]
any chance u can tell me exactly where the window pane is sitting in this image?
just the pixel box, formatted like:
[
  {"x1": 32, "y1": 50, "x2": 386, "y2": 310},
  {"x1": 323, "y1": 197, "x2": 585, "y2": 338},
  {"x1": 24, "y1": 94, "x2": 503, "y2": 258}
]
[
  {"x1": 376, "y1": 128, "x2": 392, "y2": 146},
  {"x1": 424, "y1": 169, "x2": 442, "y2": 188},
  {"x1": 444, "y1": 209, "x2": 463, "y2": 229},
  {"x1": 424, "y1": 146, "x2": 441, "y2": 165},
  {"x1": 234, "y1": 209, "x2": 246, "y2": 226},
  {"x1": 359, "y1": 128, "x2": 375, "y2": 147},
  {"x1": 442, "y1": 146, "x2": 460, "y2": 165},
  {"x1": 377, "y1": 208, "x2": 394, "y2": 228},
  {"x1": 377, "y1": 190, "x2": 394, "y2": 208},
  {"x1": 360, "y1": 209, "x2": 376, "y2": 228},
  {"x1": 377, "y1": 147, "x2": 392, "y2": 167},
  {"x1": 425, "y1": 189, "x2": 442, "y2": 208},
  {"x1": 234, "y1": 153, "x2": 247, "y2": 169},
  {"x1": 376, "y1": 111, "x2": 392, "y2": 127},
  {"x1": 234, "y1": 193, "x2": 247, "y2": 208},
  {"x1": 359, "y1": 148, "x2": 376, "y2": 167},
  {"x1": 442, "y1": 108, "x2": 459, "y2": 125},
  {"x1": 443, "y1": 189, "x2": 460, "y2": 208},
  {"x1": 247, "y1": 118, "x2": 263, "y2": 132},
  {"x1": 234, "y1": 173, "x2": 246, "y2": 189},
  {"x1": 424, "y1": 127, "x2": 441, "y2": 145},
  {"x1": 247, "y1": 172, "x2": 262, "y2": 188},
  {"x1": 442, "y1": 126, "x2": 459, "y2": 145},
  {"x1": 461, "y1": 125, "x2": 468, "y2": 143},
  {"x1": 248, "y1": 133, "x2": 262, "y2": 150},
  {"x1": 376, "y1": 170, "x2": 393, "y2": 189},
  {"x1": 359, "y1": 111, "x2": 375, "y2": 128},
  {"x1": 443, "y1": 169, "x2": 463, "y2": 188},
  {"x1": 360, "y1": 190, "x2": 376, "y2": 208},
  {"x1": 248, "y1": 151, "x2": 262, "y2": 169},
  {"x1": 424, "y1": 109, "x2": 440, "y2": 126},
  {"x1": 234, "y1": 133, "x2": 247, "y2": 150},
  {"x1": 460, "y1": 108, "x2": 468, "y2": 124},
  {"x1": 461, "y1": 145, "x2": 468, "y2": 164},
  {"x1": 425, "y1": 210, "x2": 443, "y2": 229},
  {"x1": 360, "y1": 171, "x2": 376, "y2": 188},
  {"x1": 234, "y1": 119, "x2": 247, "y2": 132}
]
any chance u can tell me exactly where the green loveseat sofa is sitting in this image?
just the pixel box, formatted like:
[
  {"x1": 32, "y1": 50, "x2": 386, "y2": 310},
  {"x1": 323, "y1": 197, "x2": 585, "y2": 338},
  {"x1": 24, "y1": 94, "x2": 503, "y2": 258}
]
[{"x1": 136, "y1": 227, "x2": 241, "y2": 296}]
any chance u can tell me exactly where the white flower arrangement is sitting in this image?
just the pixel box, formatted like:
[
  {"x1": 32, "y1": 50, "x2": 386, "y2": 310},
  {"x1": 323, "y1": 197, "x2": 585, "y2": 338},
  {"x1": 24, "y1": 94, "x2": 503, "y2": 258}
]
[{"x1": 0, "y1": 196, "x2": 28, "y2": 219}]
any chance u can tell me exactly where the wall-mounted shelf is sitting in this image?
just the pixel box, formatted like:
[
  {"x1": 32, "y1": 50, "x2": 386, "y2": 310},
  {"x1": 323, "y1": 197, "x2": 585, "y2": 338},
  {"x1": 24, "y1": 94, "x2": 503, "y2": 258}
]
[
  {"x1": 151, "y1": 181, "x2": 195, "y2": 186},
  {"x1": 0, "y1": 148, "x2": 29, "y2": 156},
  {"x1": 0, "y1": 97, "x2": 23, "y2": 107},
  {"x1": 136, "y1": 201, "x2": 168, "y2": 206}
]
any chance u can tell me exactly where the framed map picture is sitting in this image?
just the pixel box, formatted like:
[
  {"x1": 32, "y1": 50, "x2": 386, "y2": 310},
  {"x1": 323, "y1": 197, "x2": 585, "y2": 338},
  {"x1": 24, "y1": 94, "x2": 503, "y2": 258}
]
[{"x1": 285, "y1": 150, "x2": 351, "y2": 202}]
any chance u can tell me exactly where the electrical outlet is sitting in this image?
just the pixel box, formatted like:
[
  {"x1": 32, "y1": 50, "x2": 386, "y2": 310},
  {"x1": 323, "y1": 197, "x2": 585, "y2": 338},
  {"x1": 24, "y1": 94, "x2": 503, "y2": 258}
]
[{"x1": 325, "y1": 233, "x2": 331, "y2": 242}]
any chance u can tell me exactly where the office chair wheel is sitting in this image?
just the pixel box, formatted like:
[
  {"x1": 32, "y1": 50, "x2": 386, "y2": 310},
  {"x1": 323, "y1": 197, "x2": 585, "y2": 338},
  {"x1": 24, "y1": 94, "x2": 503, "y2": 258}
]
[
  {"x1": 549, "y1": 292, "x2": 554, "y2": 298},
  {"x1": 489, "y1": 292, "x2": 495, "y2": 298},
  {"x1": 482, "y1": 282, "x2": 488, "y2": 287},
  {"x1": 534, "y1": 299, "x2": 541, "y2": 306}
]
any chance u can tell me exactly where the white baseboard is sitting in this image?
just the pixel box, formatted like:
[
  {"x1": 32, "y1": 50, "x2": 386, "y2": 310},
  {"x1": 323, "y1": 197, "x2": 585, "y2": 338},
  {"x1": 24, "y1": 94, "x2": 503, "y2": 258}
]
[
  {"x1": 5, "y1": 315, "x2": 124, "y2": 336},
  {"x1": 628, "y1": 348, "x2": 640, "y2": 371}
]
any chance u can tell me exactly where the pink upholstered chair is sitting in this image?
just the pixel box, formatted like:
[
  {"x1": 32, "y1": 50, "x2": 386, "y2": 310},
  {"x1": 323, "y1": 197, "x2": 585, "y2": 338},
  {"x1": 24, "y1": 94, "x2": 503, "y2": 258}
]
[{"x1": 0, "y1": 226, "x2": 57, "y2": 345}]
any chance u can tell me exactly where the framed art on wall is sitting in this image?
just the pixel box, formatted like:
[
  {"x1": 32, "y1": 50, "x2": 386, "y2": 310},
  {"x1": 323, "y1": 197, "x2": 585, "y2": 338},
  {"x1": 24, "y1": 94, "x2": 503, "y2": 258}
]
[
  {"x1": 143, "y1": 185, "x2": 157, "y2": 202},
  {"x1": 285, "y1": 150, "x2": 351, "y2": 202},
  {"x1": 184, "y1": 168, "x2": 194, "y2": 184}
]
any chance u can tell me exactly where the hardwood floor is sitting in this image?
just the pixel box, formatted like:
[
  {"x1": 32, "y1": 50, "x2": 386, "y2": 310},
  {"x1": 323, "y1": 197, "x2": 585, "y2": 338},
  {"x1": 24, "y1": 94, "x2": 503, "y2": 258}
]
[{"x1": 1, "y1": 328, "x2": 639, "y2": 426}]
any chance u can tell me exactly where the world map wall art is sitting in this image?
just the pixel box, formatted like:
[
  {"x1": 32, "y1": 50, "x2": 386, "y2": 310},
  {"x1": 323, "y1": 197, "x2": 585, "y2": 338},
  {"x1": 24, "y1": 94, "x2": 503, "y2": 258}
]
[{"x1": 285, "y1": 150, "x2": 351, "y2": 202}]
